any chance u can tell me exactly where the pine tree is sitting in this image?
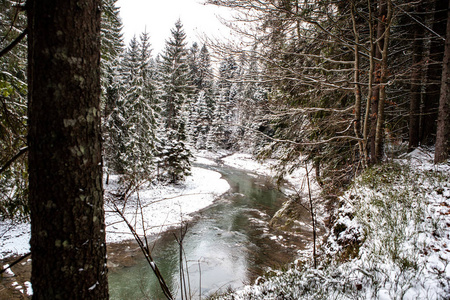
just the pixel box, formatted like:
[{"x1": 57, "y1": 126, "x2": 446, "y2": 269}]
[
  {"x1": 207, "y1": 56, "x2": 239, "y2": 150},
  {"x1": 0, "y1": 0, "x2": 28, "y2": 220},
  {"x1": 113, "y1": 33, "x2": 159, "y2": 180},
  {"x1": 192, "y1": 90, "x2": 213, "y2": 149},
  {"x1": 157, "y1": 20, "x2": 193, "y2": 183},
  {"x1": 236, "y1": 55, "x2": 268, "y2": 151},
  {"x1": 101, "y1": 0, "x2": 125, "y2": 177}
]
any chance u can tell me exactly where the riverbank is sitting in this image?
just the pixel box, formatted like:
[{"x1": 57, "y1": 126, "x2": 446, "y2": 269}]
[{"x1": 215, "y1": 148, "x2": 450, "y2": 300}]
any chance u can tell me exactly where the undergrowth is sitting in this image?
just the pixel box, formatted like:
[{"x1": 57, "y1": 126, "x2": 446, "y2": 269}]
[{"x1": 215, "y1": 156, "x2": 450, "y2": 299}]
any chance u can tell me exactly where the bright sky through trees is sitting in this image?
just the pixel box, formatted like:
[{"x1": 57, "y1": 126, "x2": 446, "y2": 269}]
[{"x1": 116, "y1": 0, "x2": 231, "y2": 53}]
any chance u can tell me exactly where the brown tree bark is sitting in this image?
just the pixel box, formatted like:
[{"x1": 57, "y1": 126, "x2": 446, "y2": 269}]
[
  {"x1": 421, "y1": 0, "x2": 448, "y2": 146},
  {"x1": 351, "y1": 1, "x2": 368, "y2": 167},
  {"x1": 435, "y1": 0, "x2": 450, "y2": 163},
  {"x1": 369, "y1": 0, "x2": 386, "y2": 164},
  {"x1": 27, "y1": 0, "x2": 108, "y2": 299},
  {"x1": 370, "y1": 0, "x2": 393, "y2": 164}
]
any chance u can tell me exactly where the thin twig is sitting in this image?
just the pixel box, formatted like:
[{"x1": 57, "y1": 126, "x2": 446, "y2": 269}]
[{"x1": 112, "y1": 203, "x2": 174, "y2": 300}]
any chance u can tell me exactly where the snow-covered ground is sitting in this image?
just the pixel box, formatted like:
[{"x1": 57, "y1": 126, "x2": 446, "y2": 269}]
[{"x1": 218, "y1": 148, "x2": 450, "y2": 300}]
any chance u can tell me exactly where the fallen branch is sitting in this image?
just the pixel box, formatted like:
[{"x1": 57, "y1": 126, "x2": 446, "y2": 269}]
[{"x1": 0, "y1": 252, "x2": 31, "y2": 275}]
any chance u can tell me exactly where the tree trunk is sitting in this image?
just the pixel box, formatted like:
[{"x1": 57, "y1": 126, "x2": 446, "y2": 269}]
[
  {"x1": 27, "y1": 0, "x2": 108, "y2": 299},
  {"x1": 363, "y1": 0, "x2": 375, "y2": 166},
  {"x1": 351, "y1": 2, "x2": 365, "y2": 166},
  {"x1": 408, "y1": 1, "x2": 425, "y2": 152},
  {"x1": 369, "y1": 0, "x2": 386, "y2": 164},
  {"x1": 435, "y1": 0, "x2": 450, "y2": 163},
  {"x1": 372, "y1": 0, "x2": 393, "y2": 164},
  {"x1": 421, "y1": 0, "x2": 448, "y2": 146}
]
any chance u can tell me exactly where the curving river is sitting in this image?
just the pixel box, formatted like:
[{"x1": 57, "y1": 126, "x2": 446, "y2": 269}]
[{"x1": 108, "y1": 163, "x2": 312, "y2": 300}]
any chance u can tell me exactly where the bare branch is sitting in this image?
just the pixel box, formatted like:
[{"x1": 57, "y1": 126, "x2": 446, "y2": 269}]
[
  {"x1": 0, "y1": 147, "x2": 28, "y2": 174},
  {"x1": 0, "y1": 28, "x2": 28, "y2": 59}
]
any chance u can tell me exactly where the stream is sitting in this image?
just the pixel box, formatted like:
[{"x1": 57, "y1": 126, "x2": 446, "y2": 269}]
[{"x1": 108, "y1": 163, "x2": 312, "y2": 300}]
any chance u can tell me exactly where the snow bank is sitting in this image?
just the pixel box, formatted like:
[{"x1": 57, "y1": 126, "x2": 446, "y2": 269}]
[
  {"x1": 105, "y1": 166, "x2": 229, "y2": 243},
  {"x1": 220, "y1": 153, "x2": 320, "y2": 196},
  {"x1": 218, "y1": 148, "x2": 450, "y2": 300}
]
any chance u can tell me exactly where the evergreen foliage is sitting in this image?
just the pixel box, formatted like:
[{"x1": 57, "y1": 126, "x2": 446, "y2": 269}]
[
  {"x1": 0, "y1": 1, "x2": 28, "y2": 220},
  {"x1": 157, "y1": 20, "x2": 193, "y2": 183}
]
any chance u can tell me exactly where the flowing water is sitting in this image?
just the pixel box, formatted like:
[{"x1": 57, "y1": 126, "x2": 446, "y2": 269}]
[{"x1": 108, "y1": 164, "x2": 312, "y2": 300}]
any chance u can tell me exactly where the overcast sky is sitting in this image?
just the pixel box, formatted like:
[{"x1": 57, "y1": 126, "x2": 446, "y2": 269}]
[{"x1": 116, "y1": 0, "x2": 232, "y2": 54}]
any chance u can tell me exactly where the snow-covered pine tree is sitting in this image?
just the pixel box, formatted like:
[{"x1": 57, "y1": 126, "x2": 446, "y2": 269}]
[
  {"x1": 198, "y1": 45, "x2": 215, "y2": 111},
  {"x1": 207, "y1": 55, "x2": 239, "y2": 150},
  {"x1": 237, "y1": 55, "x2": 269, "y2": 152},
  {"x1": 187, "y1": 43, "x2": 215, "y2": 148},
  {"x1": 120, "y1": 32, "x2": 158, "y2": 180},
  {"x1": 188, "y1": 42, "x2": 200, "y2": 91},
  {"x1": 157, "y1": 20, "x2": 194, "y2": 183},
  {"x1": 0, "y1": 0, "x2": 28, "y2": 220},
  {"x1": 101, "y1": 0, "x2": 123, "y2": 114},
  {"x1": 185, "y1": 42, "x2": 200, "y2": 144},
  {"x1": 101, "y1": 0, "x2": 125, "y2": 177},
  {"x1": 106, "y1": 36, "x2": 141, "y2": 175},
  {"x1": 192, "y1": 90, "x2": 213, "y2": 149}
]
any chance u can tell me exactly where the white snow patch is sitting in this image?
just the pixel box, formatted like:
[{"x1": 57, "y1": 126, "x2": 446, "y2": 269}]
[
  {"x1": 105, "y1": 166, "x2": 230, "y2": 243},
  {"x1": 2, "y1": 264, "x2": 15, "y2": 276},
  {"x1": 88, "y1": 281, "x2": 99, "y2": 291},
  {"x1": 24, "y1": 281, "x2": 33, "y2": 296},
  {"x1": 0, "y1": 222, "x2": 30, "y2": 259}
]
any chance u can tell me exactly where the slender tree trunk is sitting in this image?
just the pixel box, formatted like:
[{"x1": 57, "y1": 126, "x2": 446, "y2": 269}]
[
  {"x1": 422, "y1": 0, "x2": 448, "y2": 145},
  {"x1": 370, "y1": 0, "x2": 394, "y2": 163},
  {"x1": 27, "y1": 0, "x2": 108, "y2": 299},
  {"x1": 363, "y1": 0, "x2": 375, "y2": 165},
  {"x1": 408, "y1": 1, "x2": 425, "y2": 152},
  {"x1": 374, "y1": 0, "x2": 393, "y2": 162},
  {"x1": 351, "y1": 1, "x2": 365, "y2": 167},
  {"x1": 369, "y1": 0, "x2": 386, "y2": 164},
  {"x1": 435, "y1": 0, "x2": 450, "y2": 163}
]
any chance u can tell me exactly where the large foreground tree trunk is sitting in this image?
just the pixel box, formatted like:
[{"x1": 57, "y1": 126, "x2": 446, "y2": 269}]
[
  {"x1": 435, "y1": 1, "x2": 450, "y2": 163},
  {"x1": 27, "y1": 0, "x2": 108, "y2": 299}
]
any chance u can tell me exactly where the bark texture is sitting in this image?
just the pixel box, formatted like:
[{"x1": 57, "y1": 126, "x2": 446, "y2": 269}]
[
  {"x1": 27, "y1": 0, "x2": 108, "y2": 299},
  {"x1": 422, "y1": 0, "x2": 448, "y2": 145},
  {"x1": 435, "y1": 0, "x2": 450, "y2": 163}
]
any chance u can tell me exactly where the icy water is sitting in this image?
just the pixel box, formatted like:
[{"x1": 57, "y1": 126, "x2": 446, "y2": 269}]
[{"x1": 108, "y1": 164, "x2": 311, "y2": 300}]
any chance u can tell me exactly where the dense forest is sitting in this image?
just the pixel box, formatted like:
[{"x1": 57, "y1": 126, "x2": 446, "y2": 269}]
[{"x1": 1, "y1": 0, "x2": 450, "y2": 299}]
